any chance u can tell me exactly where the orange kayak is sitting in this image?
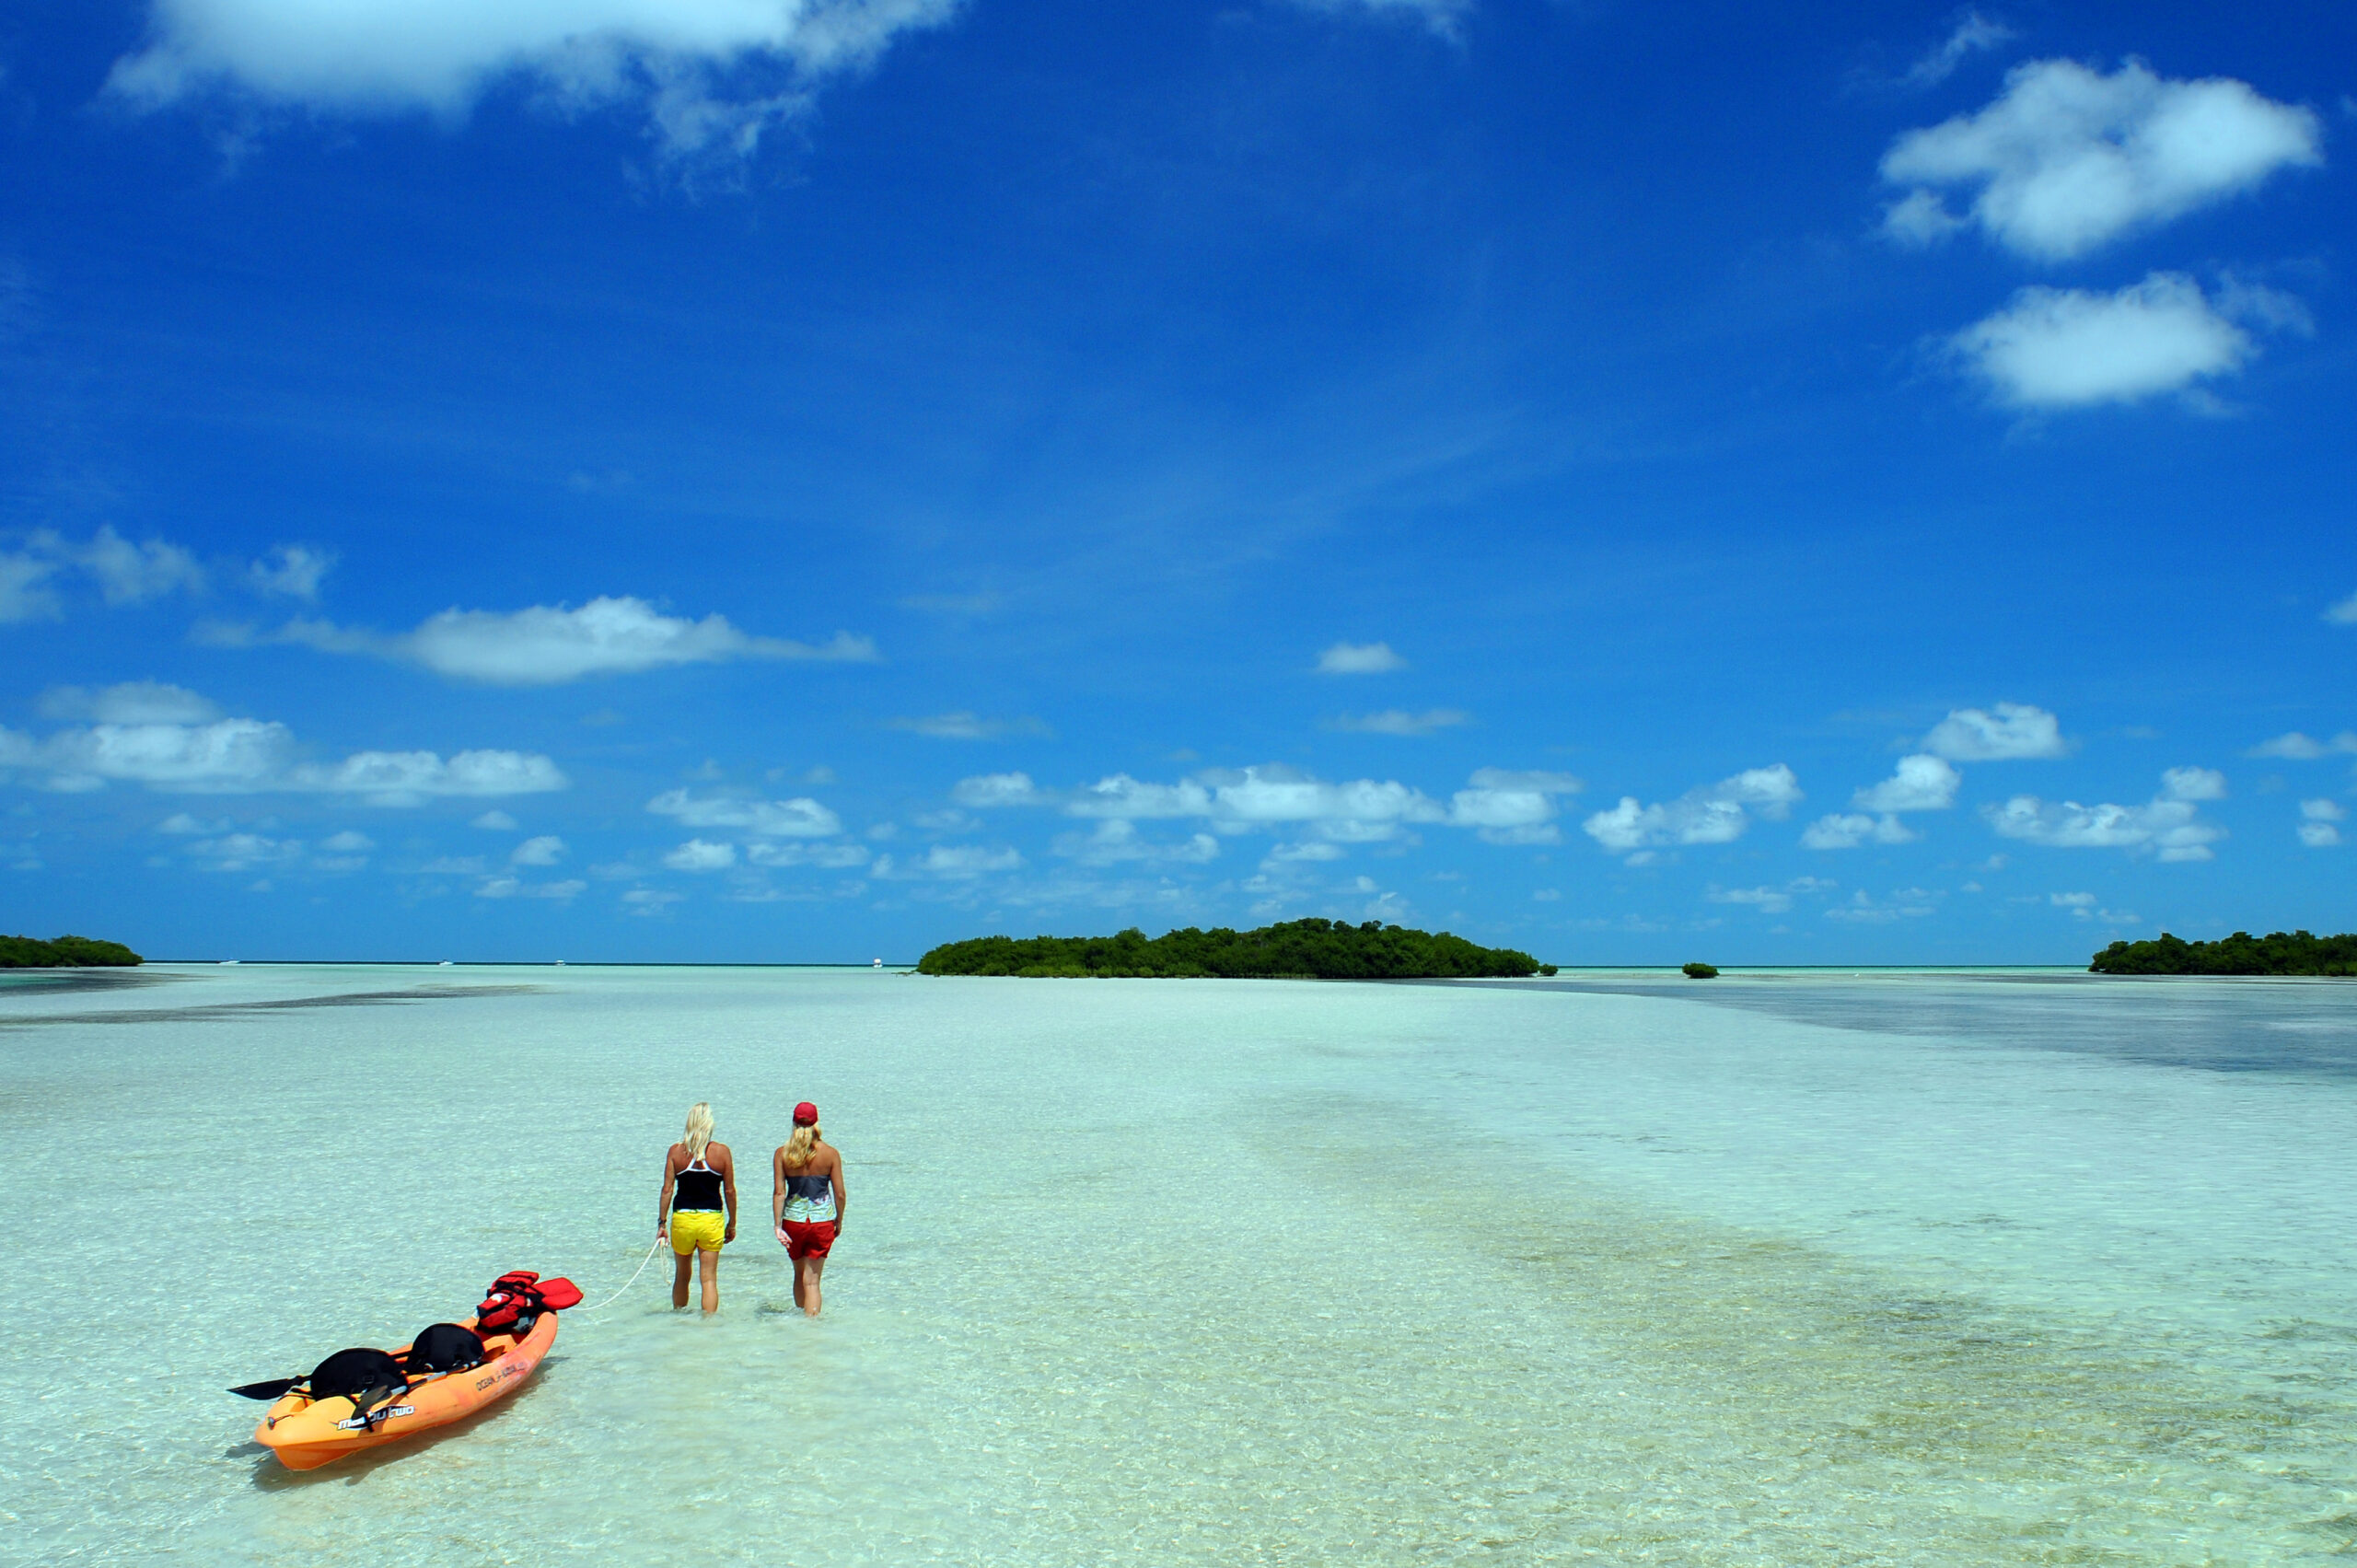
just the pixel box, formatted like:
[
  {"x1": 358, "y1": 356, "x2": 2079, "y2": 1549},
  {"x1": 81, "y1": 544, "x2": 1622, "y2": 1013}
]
[{"x1": 255, "y1": 1311, "x2": 557, "y2": 1470}]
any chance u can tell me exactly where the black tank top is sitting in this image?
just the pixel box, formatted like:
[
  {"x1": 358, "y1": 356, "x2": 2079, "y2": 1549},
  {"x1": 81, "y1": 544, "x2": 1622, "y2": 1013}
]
[{"x1": 672, "y1": 1151, "x2": 725, "y2": 1213}]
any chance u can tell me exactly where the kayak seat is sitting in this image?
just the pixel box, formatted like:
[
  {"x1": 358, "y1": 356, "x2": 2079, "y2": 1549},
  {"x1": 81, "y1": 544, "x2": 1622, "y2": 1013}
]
[{"x1": 405, "y1": 1322, "x2": 487, "y2": 1376}]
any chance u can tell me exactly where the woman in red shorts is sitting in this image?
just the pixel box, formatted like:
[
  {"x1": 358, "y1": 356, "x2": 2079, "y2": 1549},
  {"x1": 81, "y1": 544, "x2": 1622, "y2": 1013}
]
[{"x1": 772, "y1": 1101, "x2": 845, "y2": 1318}]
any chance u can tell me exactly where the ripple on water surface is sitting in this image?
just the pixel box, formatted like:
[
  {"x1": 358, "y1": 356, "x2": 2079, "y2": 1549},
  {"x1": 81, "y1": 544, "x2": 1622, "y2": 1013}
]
[{"x1": 2, "y1": 965, "x2": 2353, "y2": 1564}]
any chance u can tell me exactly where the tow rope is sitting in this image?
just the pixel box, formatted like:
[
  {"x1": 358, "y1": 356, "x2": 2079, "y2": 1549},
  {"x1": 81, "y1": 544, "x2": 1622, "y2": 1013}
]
[{"x1": 570, "y1": 1237, "x2": 666, "y2": 1315}]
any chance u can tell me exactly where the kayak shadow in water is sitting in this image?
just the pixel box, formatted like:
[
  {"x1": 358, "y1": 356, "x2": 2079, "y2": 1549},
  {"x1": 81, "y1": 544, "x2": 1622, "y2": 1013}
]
[{"x1": 244, "y1": 1354, "x2": 563, "y2": 1488}]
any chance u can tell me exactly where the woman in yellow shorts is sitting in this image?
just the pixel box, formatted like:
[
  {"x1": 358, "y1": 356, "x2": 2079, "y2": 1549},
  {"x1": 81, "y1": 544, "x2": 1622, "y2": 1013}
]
[{"x1": 656, "y1": 1102, "x2": 737, "y2": 1312}]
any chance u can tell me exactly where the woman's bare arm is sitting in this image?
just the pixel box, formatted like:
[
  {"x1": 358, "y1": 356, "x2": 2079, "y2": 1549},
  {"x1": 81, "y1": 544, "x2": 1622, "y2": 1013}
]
[
  {"x1": 827, "y1": 1144, "x2": 846, "y2": 1234},
  {"x1": 714, "y1": 1143, "x2": 739, "y2": 1241},
  {"x1": 656, "y1": 1144, "x2": 678, "y2": 1237},
  {"x1": 772, "y1": 1146, "x2": 787, "y2": 1233}
]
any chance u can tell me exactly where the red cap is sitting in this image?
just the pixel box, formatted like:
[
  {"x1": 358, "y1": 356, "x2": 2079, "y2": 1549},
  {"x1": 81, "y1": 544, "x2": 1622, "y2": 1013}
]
[{"x1": 793, "y1": 1102, "x2": 819, "y2": 1125}]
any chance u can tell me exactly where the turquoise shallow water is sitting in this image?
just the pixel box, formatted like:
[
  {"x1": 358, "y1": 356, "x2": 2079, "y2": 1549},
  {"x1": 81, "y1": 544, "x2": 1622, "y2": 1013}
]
[{"x1": 4, "y1": 964, "x2": 2355, "y2": 1564}]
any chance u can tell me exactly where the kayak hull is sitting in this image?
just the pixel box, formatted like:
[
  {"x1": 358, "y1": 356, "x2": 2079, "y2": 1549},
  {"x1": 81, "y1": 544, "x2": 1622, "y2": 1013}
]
[{"x1": 256, "y1": 1311, "x2": 558, "y2": 1470}]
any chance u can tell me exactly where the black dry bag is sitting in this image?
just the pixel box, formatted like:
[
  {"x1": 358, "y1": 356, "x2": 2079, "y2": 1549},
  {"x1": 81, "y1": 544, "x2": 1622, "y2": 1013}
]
[
  {"x1": 404, "y1": 1322, "x2": 485, "y2": 1375},
  {"x1": 307, "y1": 1347, "x2": 409, "y2": 1400}
]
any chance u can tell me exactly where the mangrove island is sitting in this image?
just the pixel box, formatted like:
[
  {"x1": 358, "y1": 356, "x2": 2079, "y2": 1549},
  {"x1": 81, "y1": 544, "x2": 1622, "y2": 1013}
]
[
  {"x1": 2089, "y1": 930, "x2": 2357, "y2": 977},
  {"x1": 0, "y1": 934, "x2": 144, "y2": 968},
  {"x1": 917, "y1": 918, "x2": 1552, "y2": 979}
]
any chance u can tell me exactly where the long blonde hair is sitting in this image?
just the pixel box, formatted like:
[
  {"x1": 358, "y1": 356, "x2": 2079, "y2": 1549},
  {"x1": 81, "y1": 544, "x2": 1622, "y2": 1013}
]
[
  {"x1": 682, "y1": 1102, "x2": 714, "y2": 1164},
  {"x1": 781, "y1": 1121, "x2": 822, "y2": 1171}
]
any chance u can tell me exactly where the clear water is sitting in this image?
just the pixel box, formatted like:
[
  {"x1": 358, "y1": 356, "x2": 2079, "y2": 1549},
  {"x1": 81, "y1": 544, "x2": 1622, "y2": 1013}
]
[{"x1": 5, "y1": 965, "x2": 2355, "y2": 1564}]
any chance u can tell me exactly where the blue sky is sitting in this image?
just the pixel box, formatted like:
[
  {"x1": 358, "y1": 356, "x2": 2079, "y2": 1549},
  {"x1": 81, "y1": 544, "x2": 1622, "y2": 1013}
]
[{"x1": 2, "y1": 0, "x2": 2351, "y2": 963}]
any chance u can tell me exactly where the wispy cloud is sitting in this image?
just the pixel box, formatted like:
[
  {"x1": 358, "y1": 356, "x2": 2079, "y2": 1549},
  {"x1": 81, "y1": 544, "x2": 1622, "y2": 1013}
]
[
  {"x1": 1324, "y1": 708, "x2": 1469, "y2": 737},
  {"x1": 646, "y1": 788, "x2": 842, "y2": 837},
  {"x1": 887, "y1": 712, "x2": 1052, "y2": 740},
  {"x1": 1902, "y1": 11, "x2": 2015, "y2": 89},
  {"x1": 1316, "y1": 641, "x2": 1406, "y2": 675},
  {"x1": 2249, "y1": 730, "x2": 2357, "y2": 760},
  {"x1": 211, "y1": 596, "x2": 877, "y2": 685}
]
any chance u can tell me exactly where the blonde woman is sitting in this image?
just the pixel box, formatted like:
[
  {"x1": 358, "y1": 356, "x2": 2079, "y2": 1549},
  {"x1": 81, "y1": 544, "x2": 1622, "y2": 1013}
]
[
  {"x1": 772, "y1": 1102, "x2": 846, "y2": 1318},
  {"x1": 656, "y1": 1102, "x2": 737, "y2": 1312}
]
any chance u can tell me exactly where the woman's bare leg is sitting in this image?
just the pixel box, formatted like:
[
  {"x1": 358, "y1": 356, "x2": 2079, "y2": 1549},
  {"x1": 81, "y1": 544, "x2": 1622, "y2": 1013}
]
[
  {"x1": 699, "y1": 1246, "x2": 720, "y2": 1312},
  {"x1": 800, "y1": 1254, "x2": 827, "y2": 1318},
  {"x1": 671, "y1": 1249, "x2": 692, "y2": 1309},
  {"x1": 791, "y1": 1253, "x2": 808, "y2": 1314}
]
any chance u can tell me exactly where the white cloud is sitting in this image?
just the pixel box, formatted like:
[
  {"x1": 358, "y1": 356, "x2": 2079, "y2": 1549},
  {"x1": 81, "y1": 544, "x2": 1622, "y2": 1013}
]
[
  {"x1": 2249, "y1": 731, "x2": 2357, "y2": 760},
  {"x1": 1984, "y1": 773, "x2": 2225, "y2": 861},
  {"x1": 2300, "y1": 798, "x2": 2346, "y2": 848},
  {"x1": 1922, "y1": 703, "x2": 2065, "y2": 761},
  {"x1": 1826, "y1": 889, "x2": 1939, "y2": 923},
  {"x1": 0, "y1": 552, "x2": 61, "y2": 623},
  {"x1": 1263, "y1": 841, "x2": 1347, "y2": 865},
  {"x1": 1902, "y1": 11, "x2": 2015, "y2": 89},
  {"x1": 2160, "y1": 765, "x2": 2227, "y2": 801},
  {"x1": 1063, "y1": 774, "x2": 1220, "y2": 820},
  {"x1": 888, "y1": 712, "x2": 1051, "y2": 740},
  {"x1": 1315, "y1": 641, "x2": 1406, "y2": 675},
  {"x1": 1710, "y1": 885, "x2": 1794, "y2": 914},
  {"x1": 1582, "y1": 765, "x2": 1801, "y2": 855},
  {"x1": 0, "y1": 713, "x2": 566, "y2": 804},
  {"x1": 109, "y1": 0, "x2": 960, "y2": 160},
  {"x1": 1052, "y1": 819, "x2": 1219, "y2": 867},
  {"x1": 663, "y1": 838, "x2": 737, "y2": 871},
  {"x1": 1880, "y1": 59, "x2": 2322, "y2": 261},
  {"x1": 1448, "y1": 768, "x2": 1582, "y2": 845},
  {"x1": 470, "y1": 808, "x2": 520, "y2": 830},
  {"x1": 951, "y1": 772, "x2": 1041, "y2": 807},
  {"x1": 157, "y1": 812, "x2": 224, "y2": 835},
  {"x1": 477, "y1": 876, "x2": 586, "y2": 900},
  {"x1": 74, "y1": 526, "x2": 204, "y2": 605},
  {"x1": 1326, "y1": 709, "x2": 1469, "y2": 737},
  {"x1": 296, "y1": 749, "x2": 569, "y2": 806},
  {"x1": 2049, "y1": 890, "x2": 2097, "y2": 908},
  {"x1": 875, "y1": 843, "x2": 1022, "y2": 879},
  {"x1": 185, "y1": 831, "x2": 302, "y2": 872},
  {"x1": 623, "y1": 888, "x2": 685, "y2": 914},
  {"x1": 1284, "y1": 0, "x2": 1469, "y2": 41},
  {"x1": 512, "y1": 834, "x2": 567, "y2": 866},
  {"x1": 249, "y1": 544, "x2": 333, "y2": 599},
  {"x1": 238, "y1": 597, "x2": 877, "y2": 684},
  {"x1": 319, "y1": 830, "x2": 375, "y2": 853},
  {"x1": 1853, "y1": 753, "x2": 1961, "y2": 812},
  {"x1": 416, "y1": 855, "x2": 489, "y2": 875},
  {"x1": 2, "y1": 528, "x2": 205, "y2": 621},
  {"x1": 744, "y1": 840, "x2": 870, "y2": 868},
  {"x1": 1801, "y1": 812, "x2": 1918, "y2": 849},
  {"x1": 2327, "y1": 592, "x2": 2357, "y2": 626},
  {"x1": 39, "y1": 681, "x2": 222, "y2": 725},
  {"x1": 646, "y1": 787, "x2": 841, "y2": 837},
  {"x1": 1949, "y1": 273, "x2": 2292, "y2": 409}
]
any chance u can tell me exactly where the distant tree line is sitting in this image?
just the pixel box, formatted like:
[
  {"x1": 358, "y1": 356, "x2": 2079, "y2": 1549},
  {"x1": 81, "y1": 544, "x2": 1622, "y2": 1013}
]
[
  {"x1": 2090, "y1": 930, "x2": 2357, "y2": 977},
  {"x1": 0, "y1": 934, "x2": 144, "y2": 968},
  {"x1": 917, "y1": 918, "x2": 1552, "y2": 979}
]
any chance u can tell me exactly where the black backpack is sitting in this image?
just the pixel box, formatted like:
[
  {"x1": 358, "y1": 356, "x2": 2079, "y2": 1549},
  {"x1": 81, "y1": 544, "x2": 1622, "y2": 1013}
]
[
  {"x1": 405, "y1": 1322, "x2": 485, "y2": 1375},
  {"x1": 304, "y1": 1347, "x2": 412, "y2": 1426}
]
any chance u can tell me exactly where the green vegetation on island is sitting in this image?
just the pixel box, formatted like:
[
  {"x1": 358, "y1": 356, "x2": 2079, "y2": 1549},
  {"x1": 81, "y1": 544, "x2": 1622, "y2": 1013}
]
[
  {"x1": 1682, "y1": 961, "x2": 1719, "y2": 979},
  {"x1": 0, "y1": 934, "x2": 144, "y2": 969},
  {"x1": 2089, "y1": 930, "x2": 2357, "y2": 977},
  {"x1": 917, "y1": 918, "x2": 1552, "y2": 980}
]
